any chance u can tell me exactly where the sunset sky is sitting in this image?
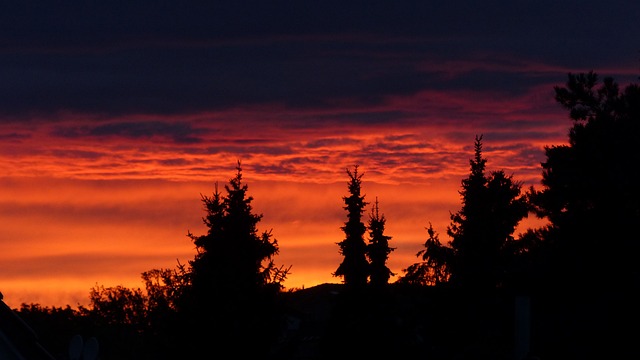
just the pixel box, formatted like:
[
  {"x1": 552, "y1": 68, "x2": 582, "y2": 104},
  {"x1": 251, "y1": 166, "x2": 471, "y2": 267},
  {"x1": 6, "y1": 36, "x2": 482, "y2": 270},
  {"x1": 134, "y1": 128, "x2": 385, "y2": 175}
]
[{"x1": 1, "y1": 1, "x2": 639, "y2": 308}]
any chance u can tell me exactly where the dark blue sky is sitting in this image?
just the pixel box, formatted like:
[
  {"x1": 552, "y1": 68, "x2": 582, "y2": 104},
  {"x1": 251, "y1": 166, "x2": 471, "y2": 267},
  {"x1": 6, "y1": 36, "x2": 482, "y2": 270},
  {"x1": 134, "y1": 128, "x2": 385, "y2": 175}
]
[{"x1": 1, "y1": 1, "x2": 638, "y2": 118}]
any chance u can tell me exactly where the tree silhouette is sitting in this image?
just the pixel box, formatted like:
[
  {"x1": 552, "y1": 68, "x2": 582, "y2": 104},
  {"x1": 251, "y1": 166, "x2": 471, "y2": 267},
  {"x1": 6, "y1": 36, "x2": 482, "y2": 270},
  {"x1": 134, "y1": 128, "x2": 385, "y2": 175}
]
[
  {"x1": 13, "y1": 163, "x2": 291, "y2": 359},
  {"x1": 447, "y1": 135, "x2": 528, "y2": 289},
  {"x1": 398, "y1": 222, "x2": 452, "y2": 286},
  {"x1": 528, "y1": 72, "x2": 640, "y2": 288},
  {"x1": 83, "y1": 285, "x2": 148, "y2": 358},
  {"x1": 366, "y1": 197, "x2": 395, "y2": 288},
  {"x1": 86, "y1": 285, "x2": 145, "y2": 328},
  {"x1": 189, "y1": 162, "x2": 288, "y2": 294},
  {"x1": 525, "y1": 72, "x2": 640, "y2": 358},
  {"x1": 138, "y1": 265, "x2": 189, "y2": 355},
  {"x1": 333, "y1": 165, "x2": 370, "y2": 289},
  {"x1": 183, "y1": 161, "x2": 290, "y2": 356}
]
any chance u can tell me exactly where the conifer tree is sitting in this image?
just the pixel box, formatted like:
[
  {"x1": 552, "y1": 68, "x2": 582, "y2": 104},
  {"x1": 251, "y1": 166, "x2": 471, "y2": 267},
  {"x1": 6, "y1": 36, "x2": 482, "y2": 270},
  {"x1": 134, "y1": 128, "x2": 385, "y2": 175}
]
[
  {"x1": 333, "y1": 165, "x2": 370, "y2": 289},
  {"x1": 184, "y1": 161, "x2": 289, "y2": 356},
  {"x1": 448, "y1": 135, "x2": 528, "y2": 289},
  {"x1": 188, "y1": 161, "x2": 288, "y2": 295},
  {"x1": 366, "y1": 197, "x2": 395, "y2": 287}
]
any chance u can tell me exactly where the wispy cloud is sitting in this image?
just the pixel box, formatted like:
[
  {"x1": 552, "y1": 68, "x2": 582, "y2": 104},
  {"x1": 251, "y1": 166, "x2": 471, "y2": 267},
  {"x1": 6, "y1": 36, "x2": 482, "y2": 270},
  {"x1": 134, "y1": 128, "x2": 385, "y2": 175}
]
[{"x1": 52, "y1": 120, "x2": 204, "y2": 143}]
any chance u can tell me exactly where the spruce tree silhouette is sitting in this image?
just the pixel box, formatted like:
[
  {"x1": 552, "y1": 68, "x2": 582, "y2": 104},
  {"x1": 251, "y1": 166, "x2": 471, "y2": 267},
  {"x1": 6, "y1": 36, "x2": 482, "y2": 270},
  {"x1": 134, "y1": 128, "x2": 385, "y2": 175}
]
[
  {"x1": 366, "y1": 197, "x2": 395, "y2": 288},
  {"x1": 325, "y1": 167, "x2": 413, "y2": 358},
  {"x1": 184, "y1": 161, "x2": 289, "y2": 357},
  {"x1": 447, "y1": 135, "x2": 528, "y2": 290},
  {"x1": 333, "y1": 165, "x2": 370, "y2": 290}
]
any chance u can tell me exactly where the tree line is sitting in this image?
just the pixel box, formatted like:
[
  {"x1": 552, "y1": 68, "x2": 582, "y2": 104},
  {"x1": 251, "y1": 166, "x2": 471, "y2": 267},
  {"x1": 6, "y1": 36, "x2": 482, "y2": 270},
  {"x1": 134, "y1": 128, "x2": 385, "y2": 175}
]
[{"x1": 12, "y1": 71, "x2": 640, "y2": 359}]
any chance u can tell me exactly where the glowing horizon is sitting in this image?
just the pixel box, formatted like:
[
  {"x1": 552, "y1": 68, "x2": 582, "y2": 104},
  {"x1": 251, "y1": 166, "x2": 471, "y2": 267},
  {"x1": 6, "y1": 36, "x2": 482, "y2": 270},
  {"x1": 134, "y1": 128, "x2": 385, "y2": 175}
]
[
  {"x1": 1, "y1": 1, "x2": 639, "y2": 309},
  {"x1": 0, "y1": 119, "x2": 558, "y2": 309}
]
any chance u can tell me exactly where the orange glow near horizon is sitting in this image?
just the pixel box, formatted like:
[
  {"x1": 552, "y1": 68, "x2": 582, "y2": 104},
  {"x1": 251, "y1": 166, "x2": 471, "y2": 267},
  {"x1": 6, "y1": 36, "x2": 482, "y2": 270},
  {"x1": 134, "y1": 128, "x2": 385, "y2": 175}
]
[
  {"x1": 1, "y1": 147, "x2": 551, "y2": 309},
  {"x1": 0, "y1": 83, "x2": 571, "y2": 309}
]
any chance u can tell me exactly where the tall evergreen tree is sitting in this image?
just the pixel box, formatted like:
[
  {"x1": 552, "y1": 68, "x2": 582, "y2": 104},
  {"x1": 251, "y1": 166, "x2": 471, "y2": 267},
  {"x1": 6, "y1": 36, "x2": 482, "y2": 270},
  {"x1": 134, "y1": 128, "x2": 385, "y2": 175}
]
[
  {"x1": 448, "y1": 135, "x2": 528, "y2": 289},
  {"x1": 184, "y1": 161, "x2": 289, "y2": 356},
  {"x1": 189, "y1": 161, "x2": 288, "y2": 295},
  {"x1": 366, "y1": 197, "x2": 395, "y2": 288},
  {"x1": 334, "y1": 165, "x2": 370, "y2": 289}
]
